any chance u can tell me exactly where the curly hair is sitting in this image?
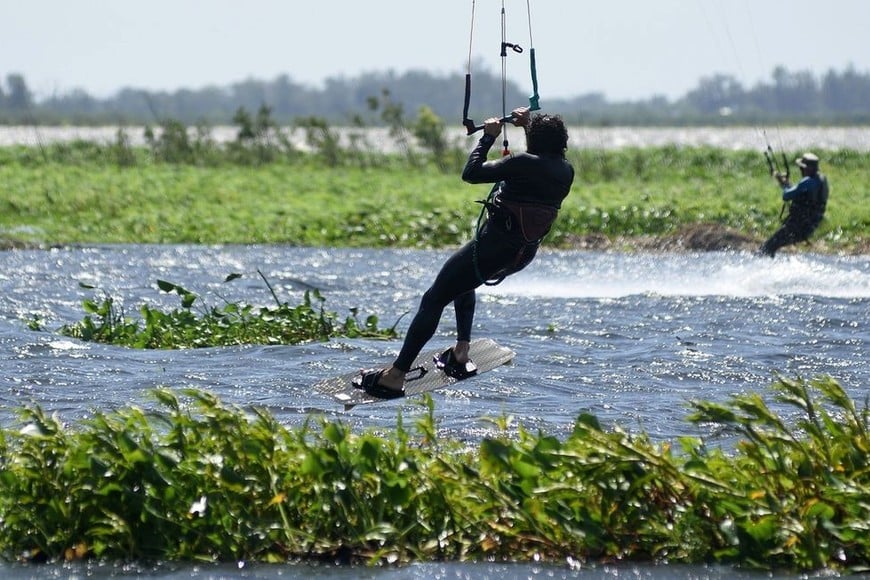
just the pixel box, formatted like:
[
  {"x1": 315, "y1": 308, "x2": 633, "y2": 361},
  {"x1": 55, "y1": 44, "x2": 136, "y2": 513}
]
[{"x1": 526, "y1": 113, "x2": 568, "y2": 157}]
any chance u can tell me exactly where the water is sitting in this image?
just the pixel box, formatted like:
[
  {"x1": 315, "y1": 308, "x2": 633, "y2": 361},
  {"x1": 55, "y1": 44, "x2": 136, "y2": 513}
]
[
  {"x1": 1, "y1": 245, "x2": 867, "y2": 579},
  {"x1": 2, "y1": 125, "x2": 870, "y2": 152},
  {"x1": 1, "y1": 245, "x2": 867, "y2": 434},
  {"x1": 0, "y1": 559, "x2": 803, "y2": 580}
]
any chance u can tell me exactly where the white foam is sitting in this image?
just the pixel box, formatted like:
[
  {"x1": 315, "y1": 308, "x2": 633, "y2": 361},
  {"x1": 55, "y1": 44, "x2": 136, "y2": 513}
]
[{"x1": 482, "y1": 252, "x2": 870, "y2": 299}]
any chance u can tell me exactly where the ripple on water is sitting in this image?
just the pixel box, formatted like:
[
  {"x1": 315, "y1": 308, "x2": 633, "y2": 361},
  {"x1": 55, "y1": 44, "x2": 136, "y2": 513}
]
[{"x1": 0, "y1": 246, "x2": 866, "y2": 442}]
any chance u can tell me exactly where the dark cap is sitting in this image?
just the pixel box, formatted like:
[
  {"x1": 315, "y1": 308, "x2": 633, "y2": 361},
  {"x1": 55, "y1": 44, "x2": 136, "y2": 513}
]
[{"x1": 796, "y1": 152, "x2": 819, "y2": 169}]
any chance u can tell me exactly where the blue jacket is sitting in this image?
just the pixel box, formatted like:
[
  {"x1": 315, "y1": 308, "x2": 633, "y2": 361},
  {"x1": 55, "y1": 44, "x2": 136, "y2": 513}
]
[{"x1": 782, "y1": 173, "x2": 828, "y2": 227}]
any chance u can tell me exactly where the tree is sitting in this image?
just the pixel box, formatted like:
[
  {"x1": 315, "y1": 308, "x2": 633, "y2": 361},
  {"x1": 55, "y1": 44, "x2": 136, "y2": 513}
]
[
  {"x1": 3, "y1": 64, "x2": 870, "y2": 126},
  {"x1": 769, "y1": 66, "x2": 821, "y2": 114},
  {"x1": 683, "y1": 74, "x2": 745, "y2": 114},
  {"x1": 821, "y1": 64, "x2": 870, "y2": 115},
  {"x1": 4, "y1": 73, "x2": 32, "y2": 111}
]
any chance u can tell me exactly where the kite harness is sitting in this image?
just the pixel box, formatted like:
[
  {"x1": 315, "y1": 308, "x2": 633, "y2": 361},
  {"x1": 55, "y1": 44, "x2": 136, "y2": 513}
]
[{"x1": 462, "y1": 1, "x2": 550, "y2": 286}]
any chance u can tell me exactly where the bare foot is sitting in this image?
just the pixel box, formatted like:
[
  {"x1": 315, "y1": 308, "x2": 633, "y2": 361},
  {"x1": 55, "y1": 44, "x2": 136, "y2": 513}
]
[
  {"x1": 377, "y1": 366, "x2": 405, "y2": 390},
  {"x1": 452, "y1": 340, "x2": 470, "y2": 364}
]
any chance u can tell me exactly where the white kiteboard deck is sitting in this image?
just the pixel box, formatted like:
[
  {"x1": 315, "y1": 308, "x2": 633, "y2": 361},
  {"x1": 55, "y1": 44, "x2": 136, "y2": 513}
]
[{"x1": 314, "y1": 338, "x2": 515, "y2": 409}]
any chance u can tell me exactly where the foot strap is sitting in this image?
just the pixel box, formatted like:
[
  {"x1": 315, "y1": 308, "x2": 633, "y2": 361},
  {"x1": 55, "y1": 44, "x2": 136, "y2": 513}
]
[
  {"x1": 352, "y1": 369, "x2": 405, "y2": 399},
  {"x1": 405, "y1": 365, "x2": 428, "y2": 381},
  {"x1": 434, "y1": 348, "x2": 478, "y2": 380}
]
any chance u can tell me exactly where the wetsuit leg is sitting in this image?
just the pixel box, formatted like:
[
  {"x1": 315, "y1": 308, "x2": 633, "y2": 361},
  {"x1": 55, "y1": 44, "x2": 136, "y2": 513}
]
[
  {"x1": 392, "y1": 222, "x2": 528, "y2": 372},
  {"x1": 453, "y1": 290, "x2": 475, "y2": 342},
  {"x1": 393, "y1": 241, "x2": 481, "y2": 371},
  {"x1": 759, "y1": 222, "x2": 809, "y2": 257}
]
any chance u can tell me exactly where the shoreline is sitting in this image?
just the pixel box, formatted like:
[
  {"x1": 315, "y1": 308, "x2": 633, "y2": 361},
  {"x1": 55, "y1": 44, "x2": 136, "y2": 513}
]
[
  {"x1": 2, "y1": 125, "x2": 870, "y2": 152},
  {"x1": 563, "y1": 223, "x2": 869, "y2": 256},
  {"x1": 3, "y1": 224, "x2": 867, "y2": 256}
]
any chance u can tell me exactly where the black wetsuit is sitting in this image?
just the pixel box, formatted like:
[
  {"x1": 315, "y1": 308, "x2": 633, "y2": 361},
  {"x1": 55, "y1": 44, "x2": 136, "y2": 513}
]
[
  {"x1": 392, "y1": 132, "x2": 574, "y2": 372},
  {"x1": 760, "y1": 173, "x2": 829, "y2": 257}
]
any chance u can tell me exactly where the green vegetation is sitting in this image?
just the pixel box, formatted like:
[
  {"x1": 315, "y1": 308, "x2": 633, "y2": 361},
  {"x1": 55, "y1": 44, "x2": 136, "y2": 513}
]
[
  {"x1": 1, "y1": 103, "x2": 866, "y2": 577},
  {"x1": 1, "y1": 133, "x2": 868, "y2": 252},
  {"x1": 53, "y1": 275, "x2": 397, "y2": 349},
  {"x1": 0, "y1": 376, "x2": 865, "y2": 572},
  {"x1": 561, "y1": 146, "x2": 868, "y2": 249}
]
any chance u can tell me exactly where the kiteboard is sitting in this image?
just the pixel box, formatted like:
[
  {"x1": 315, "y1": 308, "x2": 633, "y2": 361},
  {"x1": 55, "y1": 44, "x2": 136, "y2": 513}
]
[{"x1": 314, "y1": 338, "x2": 515, "y2": 409}]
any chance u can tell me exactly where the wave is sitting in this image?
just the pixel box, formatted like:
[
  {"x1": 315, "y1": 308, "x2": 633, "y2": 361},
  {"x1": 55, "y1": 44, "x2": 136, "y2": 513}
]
[{"x1": 484, "y1": 251, "x2": 870, "y2": 299}]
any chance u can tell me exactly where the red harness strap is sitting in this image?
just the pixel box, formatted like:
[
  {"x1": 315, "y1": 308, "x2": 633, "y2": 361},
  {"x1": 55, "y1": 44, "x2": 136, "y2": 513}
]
[{"x1": 496, "y1": 197, "x2": 559, "y2": 243}]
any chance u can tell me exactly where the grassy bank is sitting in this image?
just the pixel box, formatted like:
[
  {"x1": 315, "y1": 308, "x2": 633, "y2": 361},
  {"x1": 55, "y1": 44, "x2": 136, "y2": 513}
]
[{"x1": 1, "y1": 144, "x2": 868, "y2": 252}]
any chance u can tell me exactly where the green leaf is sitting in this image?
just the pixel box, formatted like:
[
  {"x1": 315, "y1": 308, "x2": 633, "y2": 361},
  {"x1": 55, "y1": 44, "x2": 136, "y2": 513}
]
[{"x1": 156, "y1": 279, "x2": 178, "y2": 293}]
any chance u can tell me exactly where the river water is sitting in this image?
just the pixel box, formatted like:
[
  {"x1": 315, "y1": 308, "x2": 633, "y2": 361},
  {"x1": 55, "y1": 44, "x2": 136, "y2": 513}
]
[
  {"x1": 2, "y1": 245, "x2": 867, "y2": 436},
  {"x1": 0, "y1": 245, "x2": 867, "y2": 578},
  {"x1": 2, "y1": 125, "x2": 870, "y2": 152}
]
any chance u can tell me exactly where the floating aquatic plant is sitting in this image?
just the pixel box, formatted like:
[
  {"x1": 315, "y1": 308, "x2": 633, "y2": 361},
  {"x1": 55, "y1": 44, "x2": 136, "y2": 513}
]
[
  {"x1": 0, "y1": 376, "x2": 865, "y2": 572},
  {"x1": 58, "y1": 273, "x2": 398, "y2": 348}
]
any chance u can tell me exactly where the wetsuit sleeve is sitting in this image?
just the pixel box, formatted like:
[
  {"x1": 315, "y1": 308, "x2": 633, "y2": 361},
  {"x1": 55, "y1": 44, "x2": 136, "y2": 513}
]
[
  {"x1": 461, "y1": 133, "x2": 503, "y2": 184},
  {"x1": 782, "y1": 177, "x2": 813, "y2": 201}
]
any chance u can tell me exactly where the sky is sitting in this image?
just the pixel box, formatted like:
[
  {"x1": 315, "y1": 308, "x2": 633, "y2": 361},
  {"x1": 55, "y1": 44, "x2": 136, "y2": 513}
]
[{"x1": 3, "y1": 0, "x2": 868, "y2": 103}]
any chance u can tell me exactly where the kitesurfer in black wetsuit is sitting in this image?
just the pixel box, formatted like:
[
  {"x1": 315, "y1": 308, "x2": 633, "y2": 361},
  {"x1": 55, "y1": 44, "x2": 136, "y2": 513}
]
[
  {"x1": 759, "y1": 152, "x2": 829, "y2": 258},
  {"x1": 356, "y1": 106, "x2": 575, "y2": 398}
]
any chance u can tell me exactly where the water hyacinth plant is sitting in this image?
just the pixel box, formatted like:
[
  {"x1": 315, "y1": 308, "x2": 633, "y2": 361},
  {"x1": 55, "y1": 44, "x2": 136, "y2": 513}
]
[
  {"x1": 2, "y1": 137, "x2": 868, "y2": 252},
  {"x1": 0, "y1": 376, "x2": 865, "y2": 572},
  {"x1": 58, "y1": 273, "x2": 398, "y2": 348}
]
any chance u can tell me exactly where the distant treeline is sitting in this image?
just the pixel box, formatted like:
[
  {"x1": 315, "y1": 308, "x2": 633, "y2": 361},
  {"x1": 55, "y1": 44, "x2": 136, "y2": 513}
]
[{"x1": 1, "y1": 63, "x2": 869, "y2": 126}]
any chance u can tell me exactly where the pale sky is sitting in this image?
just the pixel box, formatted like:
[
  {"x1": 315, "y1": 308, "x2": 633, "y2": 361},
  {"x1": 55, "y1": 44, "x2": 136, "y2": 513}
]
[{"x1": 3, "y1": 0, "x2": 868, "y2": 102}]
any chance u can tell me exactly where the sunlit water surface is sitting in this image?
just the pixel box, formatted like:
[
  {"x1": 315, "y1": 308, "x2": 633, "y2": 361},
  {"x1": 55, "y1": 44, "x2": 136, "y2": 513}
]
[
  {"x1": 2, "y1": 125, "x2": 869, "y2": 152},
  {"x1": 0, "y1": 245, "x2": 867, "y2": 579},
  {"x1": 1, "y1": 245, "x2": 866, "y2": 436}
]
